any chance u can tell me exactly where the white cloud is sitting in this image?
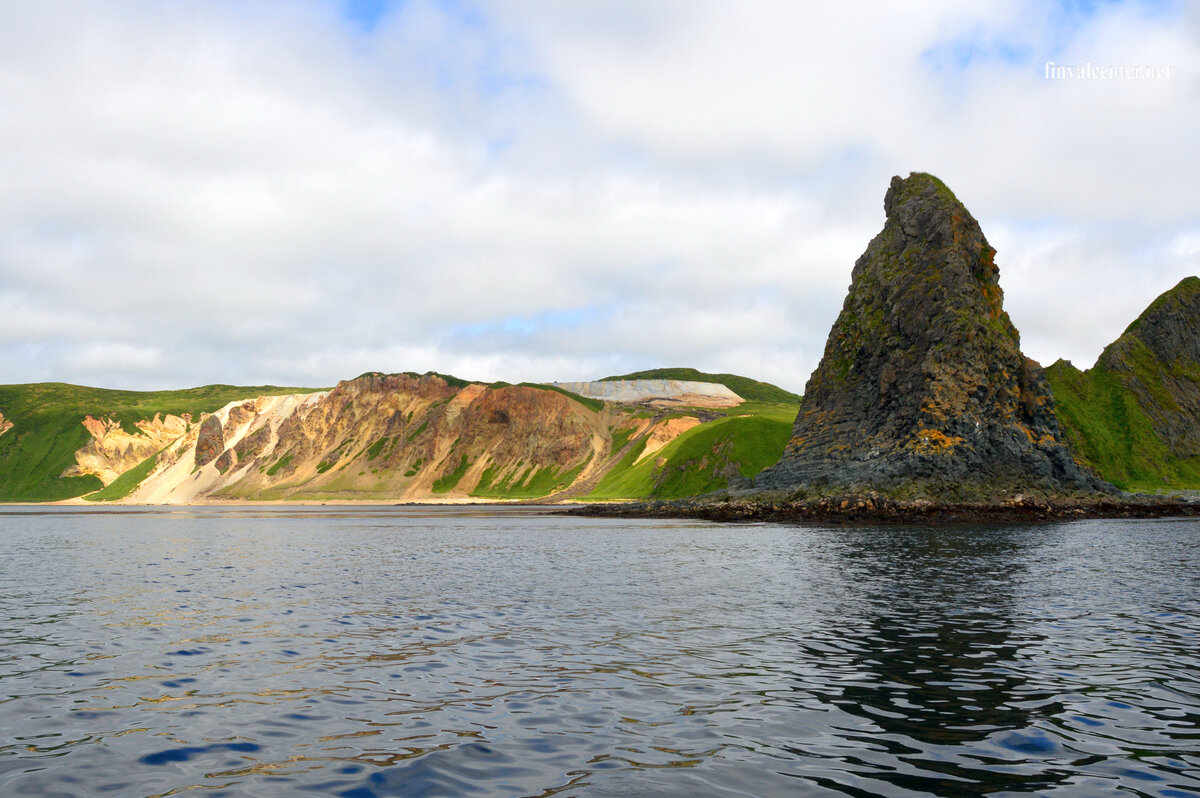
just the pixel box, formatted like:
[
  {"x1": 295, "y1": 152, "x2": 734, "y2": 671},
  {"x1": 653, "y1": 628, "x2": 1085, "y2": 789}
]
[{"x1": 0, "y1": 0, "x2": 1196, "y2": 393}]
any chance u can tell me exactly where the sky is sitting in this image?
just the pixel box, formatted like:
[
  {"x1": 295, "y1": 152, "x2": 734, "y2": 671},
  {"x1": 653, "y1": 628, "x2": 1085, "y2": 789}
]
[{"x1": 1, "y1": 0, "x2": 1197, "y2": 394}]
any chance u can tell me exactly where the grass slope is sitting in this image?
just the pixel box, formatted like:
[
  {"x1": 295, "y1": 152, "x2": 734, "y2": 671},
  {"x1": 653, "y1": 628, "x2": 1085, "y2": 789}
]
[
  {"x1": 600, "y1": 367, "x2": 801, "y2": 404},
  {"x1": 1046, "y1": 360, "x2": 1200, "y2": 491},
  {"x1": 0, "y1": 382, "x2": 320, "y2": 502},
  {"x1": 587, "y1": 403, "x2": 797, "y2": 499},
  {"x1": 83, "y1": 453, "x2": 159, "y2": 502},
  {"x1": 471, "y1": 455, "x2": 593, "y2": 499}
]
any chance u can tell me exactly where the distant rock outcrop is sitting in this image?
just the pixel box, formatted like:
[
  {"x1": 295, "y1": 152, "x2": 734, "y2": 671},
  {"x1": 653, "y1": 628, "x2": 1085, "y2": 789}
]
[
  {"x1": 757, "y1": 172, "x2": 1108, "y2": 498},
  {"x1": 551, "y1": 380, "x2": 743, "y2": 408},
  {"x1": 193, "y1": 414, "x2": 224, "y2": 468}
]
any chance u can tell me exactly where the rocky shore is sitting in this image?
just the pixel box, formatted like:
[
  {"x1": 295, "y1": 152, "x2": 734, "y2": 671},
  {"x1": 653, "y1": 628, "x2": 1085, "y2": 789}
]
[{"x1": 568, "y1": 493, "x2": 1200, "y2": 525}]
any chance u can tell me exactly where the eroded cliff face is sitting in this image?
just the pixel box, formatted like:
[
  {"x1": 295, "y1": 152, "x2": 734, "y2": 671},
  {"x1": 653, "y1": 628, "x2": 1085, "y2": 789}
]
[
  {"x1": 758, "y1": 172, "x2": 1108, "y2": 498},
  {"x1": 61, "y1": 413, "x2": 190, "y2": 485},
  {"x1": 121, "y1": 374, "x2": 653, "y2": 503}
]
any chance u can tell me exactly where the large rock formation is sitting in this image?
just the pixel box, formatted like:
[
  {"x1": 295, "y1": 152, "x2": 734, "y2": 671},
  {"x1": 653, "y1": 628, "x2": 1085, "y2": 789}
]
[
  {"x1": 1046, "y1": 276, "x2": 1200, "y2": 489},
  {"x1": 193, "y1": 414, "x2": 225, "y2": 468},
  {"x1": 758, "y1": 172, "x2": 1108, "y2": 498}
]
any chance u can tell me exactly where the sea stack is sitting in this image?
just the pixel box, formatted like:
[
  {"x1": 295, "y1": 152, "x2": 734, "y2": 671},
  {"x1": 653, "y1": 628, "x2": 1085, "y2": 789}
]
[{"x1": 757, "y1": 172, "x2": 1108, "y2": 498}]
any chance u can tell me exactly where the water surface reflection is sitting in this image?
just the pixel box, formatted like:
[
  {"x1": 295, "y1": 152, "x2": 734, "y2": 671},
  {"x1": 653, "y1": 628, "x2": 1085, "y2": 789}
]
[{"x1": 0, "y1": 508, "x2": 1198, "y2": 796}]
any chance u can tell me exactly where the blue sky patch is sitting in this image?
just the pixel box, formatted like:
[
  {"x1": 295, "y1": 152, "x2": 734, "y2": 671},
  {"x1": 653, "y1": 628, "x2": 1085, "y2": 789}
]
[{"x1": 446, "y1": 306, "x2": 608, "y2": 341}]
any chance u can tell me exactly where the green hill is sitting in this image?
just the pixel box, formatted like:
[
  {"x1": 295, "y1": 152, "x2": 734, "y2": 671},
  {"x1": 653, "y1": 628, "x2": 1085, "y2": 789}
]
[
  {"x1": 586, "y1": 401, "x2": 797, "y2": 500},
  {"x1": 1046, "y1": 277, "x2": 1200, "y2": 492}
]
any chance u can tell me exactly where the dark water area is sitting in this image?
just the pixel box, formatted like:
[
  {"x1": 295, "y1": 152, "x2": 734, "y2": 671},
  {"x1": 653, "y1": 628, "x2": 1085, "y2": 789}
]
[{"x1": 1, "y1": 506, "x2": 1199, "y2": 797}]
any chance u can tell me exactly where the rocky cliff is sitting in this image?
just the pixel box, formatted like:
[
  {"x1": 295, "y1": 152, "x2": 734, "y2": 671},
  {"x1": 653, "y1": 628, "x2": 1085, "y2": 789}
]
[
  {"x1": 61, "y1": 413, "x2": 190, "y2": 485},
  {"x1": 757, "y1": 172, "x2": 1107, "y2": 498},
  {"x1": 114, "y1": 372, "x2": 763, "y2": 503},
  {"x1": 1046, "y1": 276, "x2": 1200, "y2": 489}
]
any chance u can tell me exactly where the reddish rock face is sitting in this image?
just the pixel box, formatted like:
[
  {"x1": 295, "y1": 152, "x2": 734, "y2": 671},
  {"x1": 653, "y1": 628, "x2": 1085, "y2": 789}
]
[
  {"x1": 758, "y1": 173, "x2": 1109, "y2": 499},
  {"x1": 194, "y1": 414, "x2": 224, "y2": 468}
]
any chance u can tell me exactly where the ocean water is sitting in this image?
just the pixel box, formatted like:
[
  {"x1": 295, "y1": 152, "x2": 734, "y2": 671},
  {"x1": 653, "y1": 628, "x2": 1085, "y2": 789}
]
[{"x1": 1, "y1": 506, "x2": 1198, "y2": 797}]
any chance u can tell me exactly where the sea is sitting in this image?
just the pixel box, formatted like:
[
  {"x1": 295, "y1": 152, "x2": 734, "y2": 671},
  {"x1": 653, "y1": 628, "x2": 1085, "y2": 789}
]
[{"x1": 1, "y1": 505, "x2": 1198, "y2": 797}]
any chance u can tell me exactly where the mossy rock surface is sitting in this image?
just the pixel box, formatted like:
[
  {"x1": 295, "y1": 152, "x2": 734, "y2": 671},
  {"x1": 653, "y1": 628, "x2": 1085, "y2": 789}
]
[{"x1": 757, "y1": 172, "x2": 1108, "y2": 498}]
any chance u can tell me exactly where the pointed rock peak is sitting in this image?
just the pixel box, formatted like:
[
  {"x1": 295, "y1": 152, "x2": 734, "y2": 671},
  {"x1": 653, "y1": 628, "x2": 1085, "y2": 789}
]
[
  {"x1": 1102, "y1": 275, "x2": 1200, "y2": 370},
  {"x1": 1124, "y1": 275, "x2": 1200, "y2": 334},
  {"x1": 757, "y1": 172, "x2": 1108, "y2": 499},
  {"x1": 884, "y1": 172, "x2": 962, "y2": 217}
]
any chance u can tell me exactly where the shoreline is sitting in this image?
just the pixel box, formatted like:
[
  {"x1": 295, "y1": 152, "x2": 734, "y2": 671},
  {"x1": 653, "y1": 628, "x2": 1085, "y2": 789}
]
[
  {"x1": 0, "y1": 497, "x2": 598, "y2": 509},
  {"x1": 4, "y1": 494, "x2": 1199, "y2": 525},
  {"x1": 565, "y1": 494, "x2": 1200, "y2": 525}
]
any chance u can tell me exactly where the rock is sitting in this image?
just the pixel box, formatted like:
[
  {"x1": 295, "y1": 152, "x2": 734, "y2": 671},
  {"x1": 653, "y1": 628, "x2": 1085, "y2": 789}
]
[
  {"x1": 194, "y1": 414, "x2": 224, "y2": 468},
  {"x1": 61, "y1": 413, "x2": 188, "y2": 485},
  {"x1": 215, "y1": 449, "x2": 234, "y2": 474},
  {"x1": 234, "y1": 424, "x2": 272, "y2": 462},
  {"x1": 757, "y1": 172, "x2": 1109, "y2": 499}
]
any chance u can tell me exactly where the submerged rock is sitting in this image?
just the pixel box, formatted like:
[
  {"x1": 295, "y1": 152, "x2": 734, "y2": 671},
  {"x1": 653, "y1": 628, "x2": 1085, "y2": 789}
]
[{"x1": 757, "y1": 172, "x2": 1108, "y2": 499}]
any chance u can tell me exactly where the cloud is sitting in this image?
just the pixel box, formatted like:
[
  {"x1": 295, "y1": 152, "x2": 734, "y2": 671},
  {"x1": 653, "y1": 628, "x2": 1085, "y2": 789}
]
[{"x1": 0, "y1": 0, "x2": 1196, "y2": 394}]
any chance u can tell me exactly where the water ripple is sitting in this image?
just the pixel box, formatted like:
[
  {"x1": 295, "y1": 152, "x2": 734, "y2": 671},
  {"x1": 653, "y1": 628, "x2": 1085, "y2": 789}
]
[{"x1": 2, "y1": 508, "x2": 1200, "y2": 795}]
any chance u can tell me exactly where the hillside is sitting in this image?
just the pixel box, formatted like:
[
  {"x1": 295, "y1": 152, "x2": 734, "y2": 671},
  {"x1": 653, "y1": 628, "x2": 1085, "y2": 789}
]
[
  {"x1": 1045, "y1": 276, "x2": 1200, "y2": 491},
  {"x1": 0, "y1": 371, "x2": 799, "y2": 503},
  {"x1": 0, "y1": 382, "x2": 321, "y2": 502},
  {"x1": 585, "y1": 402, "x2": 797, "y2": 500}
]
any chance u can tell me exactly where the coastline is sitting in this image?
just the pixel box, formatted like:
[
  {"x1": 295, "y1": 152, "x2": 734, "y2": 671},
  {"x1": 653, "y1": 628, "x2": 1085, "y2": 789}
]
[
  {"x1": 564, "y1": 493, "x2": 1200, "y2": 525},
  {"x1": 6, "y1": 493, "x2": 1199, "y2": 525},
  {"x1": 0, "y1": 496, "x2": 593, "y2": 508}
]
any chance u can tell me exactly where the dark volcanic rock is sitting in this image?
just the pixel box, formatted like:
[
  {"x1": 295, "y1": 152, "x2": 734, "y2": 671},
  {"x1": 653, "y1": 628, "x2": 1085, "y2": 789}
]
[
  {"x1": 194, "y1": 414, "x2": 224, "y2": 468},
  {"x1": 757, "y1": 172, "x2": 1109, "y2": 499},
  {"x1": 571, "y1": 493, "x2": 1199, "y2": 525}
]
